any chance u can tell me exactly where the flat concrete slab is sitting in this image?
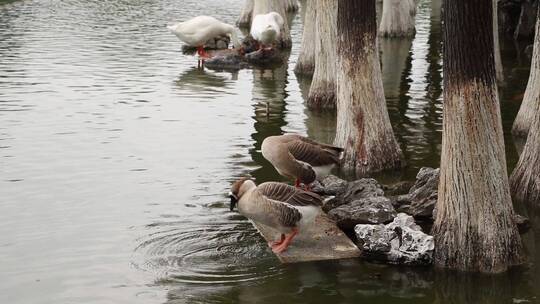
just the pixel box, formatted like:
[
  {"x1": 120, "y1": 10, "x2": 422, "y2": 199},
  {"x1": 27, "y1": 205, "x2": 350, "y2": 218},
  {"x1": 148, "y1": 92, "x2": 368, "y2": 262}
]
[{"x1": 252, "y1": 211, "x2": 362, "y2": 263}]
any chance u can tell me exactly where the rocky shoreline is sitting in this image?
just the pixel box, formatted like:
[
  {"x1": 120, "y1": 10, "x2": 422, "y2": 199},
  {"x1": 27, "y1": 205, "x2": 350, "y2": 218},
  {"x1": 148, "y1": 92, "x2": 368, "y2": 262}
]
[{"x1": 313, "y1": 167, "x2": 531, "y2": 266}]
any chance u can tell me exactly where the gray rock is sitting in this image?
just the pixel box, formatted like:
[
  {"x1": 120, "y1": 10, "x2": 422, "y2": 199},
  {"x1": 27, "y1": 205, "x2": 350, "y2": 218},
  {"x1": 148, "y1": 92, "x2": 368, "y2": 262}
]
[
  {"x1": 383, "y1": 181, "x2": 414, "y2": 196},
  {"x1": 328, "y1": 196, "x2": 397, "y2": 230},
  {"x1": 320, "y1": 175, "x2": 348, "y2": 195},
  {"x1": 323, "y1": 178, "x2": 384, "y2": 212},
  {"x1": 355, "y1": 213, "x2": 434, "y2": 265},
  {"x1": 216, "y1": 39, "x2": 229, "y2": 49},
  {"x1": 245, "y1": 48, "x2": 283, "y2": 65},
  {"x1": 205, "y1": 53, "x2": 250, "y2": 70},
  {"x1": 408, "y1": 167, "x2": 439, "y2": 219},
  {"x1": 515, "y1": 214, "x2": 531, "y2": 234}
]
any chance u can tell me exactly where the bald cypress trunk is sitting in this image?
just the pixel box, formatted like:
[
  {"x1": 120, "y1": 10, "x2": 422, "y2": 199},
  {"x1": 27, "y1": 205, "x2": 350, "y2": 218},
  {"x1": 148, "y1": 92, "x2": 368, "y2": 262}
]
[
  {"x1": 432, "y1": 0, "x2": 524, "y2": 273},
  {"x1": 512, "y1": 5, "x2": 540, "y2": 137},
  {"x1": 285, "y1": 0, "x2": 299, "y2": 11},
  {"x1": 510, "y1": 95, "x2": 540, "y2": 204},
  {"x1": 295, "y1": 0, "x2": 317, "y2": 76},
  {"x1": 494, "y1": 0, "x2": 505, "y2": 84},
  {"x1": 334, "y1": 0, "x2": 403, "y2": 176},
  {"x1": 253, "y1": 0, "x2": 292, "y2": 48},
  {"x1": 378, "y1": 0, "x2": 417, "y2": 37},
  {"x1": 306, "y1": 0, "x2": 337, "y2": 109},
  {"x1": 237, "y1": 0, "x2": 254, "y2": 28}
]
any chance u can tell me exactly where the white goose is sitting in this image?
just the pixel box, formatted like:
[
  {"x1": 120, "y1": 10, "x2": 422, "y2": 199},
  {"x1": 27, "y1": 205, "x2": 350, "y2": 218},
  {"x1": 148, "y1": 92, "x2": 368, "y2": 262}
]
[
  {"x1": 229, "y1": 178, "x2": 322, "y2": 253},
  {"x1": 250, "y1": 12, "x2": 284, "y2": 50},
  {"x1": 167, "y1": 16, "x2": 242, "y2": 59}
]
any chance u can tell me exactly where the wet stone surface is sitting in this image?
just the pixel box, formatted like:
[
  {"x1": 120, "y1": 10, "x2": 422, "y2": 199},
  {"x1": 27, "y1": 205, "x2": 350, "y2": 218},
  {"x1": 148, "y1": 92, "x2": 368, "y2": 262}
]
[{"x1": 355, "y1": 213, "x2": 435, "y2": 266}]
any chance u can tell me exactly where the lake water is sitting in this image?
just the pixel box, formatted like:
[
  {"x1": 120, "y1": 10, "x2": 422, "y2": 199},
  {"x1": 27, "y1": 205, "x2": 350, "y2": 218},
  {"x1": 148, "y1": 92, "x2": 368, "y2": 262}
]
[{"x1": 1, "y1": 0, "x2": 538, "y2": 303}]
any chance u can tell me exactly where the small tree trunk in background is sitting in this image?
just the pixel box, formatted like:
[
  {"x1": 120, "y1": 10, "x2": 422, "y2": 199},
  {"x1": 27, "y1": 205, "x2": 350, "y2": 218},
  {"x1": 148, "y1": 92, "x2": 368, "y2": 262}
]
[
  {"x1": 307, "y1": 0, "x2": 337, "y2": 109},
  {"x1": 378, "y1": 0, "x2": 417, "y2": 37},
  {"x1": 285, "y1": 0, "x2": 299, "y2": 11},
  {"x1": 513, "y1": 5, "x2": 540, "y2": 137},
  {"x1": 237, "y1": 0, "x2": 254, "y2": 28},
  {"x1": 494, "y1": 0, "x2": 505, "y2": 84},
  {"x1": 294, "y1": 0, "x2": 317, "y2": 76},
  {"x1": 334, "y1": 0, "x2": 404, "y2": 176},
  {"x1": 510, "y1": 100, "x2": 540, "y2": 205},
  {"x1": 253, "y1": 0, "x2": 292, "y2": 48},
  {"x1": 432, "y1": 0, "x2": 523, "y2": 273}
]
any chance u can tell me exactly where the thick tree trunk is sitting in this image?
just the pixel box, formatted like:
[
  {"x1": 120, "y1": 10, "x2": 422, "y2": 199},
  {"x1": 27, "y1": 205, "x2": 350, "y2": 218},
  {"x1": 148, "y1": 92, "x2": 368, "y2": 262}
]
[
  {"x1": 294, "y1": 0, "x2": 317, "y2": 76},
  {"x1": 334, "y1": 0, "x2": 404, "y2": 176},
  {"x1": 432, "y1": 0, "x2": 524, "y2": 273},
  {"x1": 513, "y1": 5, "x2": 540, "y2": 137},
  {"x1": 306, "y1": 0, "x2": 337, "y2": 109},
  {"x1": 237, "y1": 0, "x2": 254, "y2": 28},
  {"x1": 494, "y1": 0, "x2": 505, "y2": 84},
  {"x1": 510, "y1": 97, "x2": 540, "y2": 204},
  {"x1": 378, "y1": 0, "x2": 417, "y2": 37},
  {"x1": 253, "y1": 0, "x2": 292, "y2": 48}
]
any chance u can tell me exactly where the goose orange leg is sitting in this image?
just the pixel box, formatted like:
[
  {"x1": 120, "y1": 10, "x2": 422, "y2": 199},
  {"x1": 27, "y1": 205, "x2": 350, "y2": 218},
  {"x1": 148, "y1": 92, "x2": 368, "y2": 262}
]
[
  {"x1": 196, "y1": 46, "x2": 210, "y2": 58},
  {"x1": 268, "y1": 234, "x2": 285, "y2": 247},
  {"x1": 271, "y1": 228, "x2": 299, "y2": 253}
]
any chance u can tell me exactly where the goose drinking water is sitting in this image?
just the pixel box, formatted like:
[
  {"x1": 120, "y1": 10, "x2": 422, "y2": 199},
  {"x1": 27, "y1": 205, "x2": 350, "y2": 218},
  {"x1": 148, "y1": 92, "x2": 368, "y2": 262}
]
[
  {"x1": 167, "y1": 16, "x2": 242, "y2": 60},
  {"x1": 229, "y1": 178, "x2": 323, "y2": 253}
]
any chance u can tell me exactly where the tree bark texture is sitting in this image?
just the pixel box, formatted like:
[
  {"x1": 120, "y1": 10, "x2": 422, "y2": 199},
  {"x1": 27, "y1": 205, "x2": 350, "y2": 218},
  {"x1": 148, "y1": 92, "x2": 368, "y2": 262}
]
[
  {"x1": 378, "y1": 0, "x2": 417, "y2": 37},
  {"x1": 494, "y1": 0, "x2": 505, "y2": 84},
  {"x1": 253, "y1": 0, "x2": 292, "y2": 48},
  {"x1": 432, "y1": 0, "x2": 524, "y2": 273},
  {"x1": 307, "y1": 0, "x2": 337, "y2": 109},
  {"x1": 510, "y1": 95, "x2": 540, "y2": 204},
  {"x1": 295, "y1": 0, "x2": 317, "y2": 76},
  {"x1": 285, "y1": 0, "x2": 299, "y2": 11},
  {"x1": 334, "y1": 0, "x2": 404, "y2": 176},
  {"x1": 237, "y1": 0, "x2": 254, "y2": 28},
  {"x1": 513, "y1": 5, "x2": 540, "y2": 137}
]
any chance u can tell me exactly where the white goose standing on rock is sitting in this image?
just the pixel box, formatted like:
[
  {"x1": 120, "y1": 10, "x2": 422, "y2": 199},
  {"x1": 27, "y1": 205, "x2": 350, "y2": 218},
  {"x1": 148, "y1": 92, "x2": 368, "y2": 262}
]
[
  {"x1": 229, "y1": 178, "x2": 323, "y2": 253},
  {"x1": 167, "y1": 16, "x2": 242, "y2": 59},
  {"x1": 262, "y1": 134, "x2": 343, "y2": 190},
  {"x1": 250, "y1": 12, "x2": 285, "y2": 50}
]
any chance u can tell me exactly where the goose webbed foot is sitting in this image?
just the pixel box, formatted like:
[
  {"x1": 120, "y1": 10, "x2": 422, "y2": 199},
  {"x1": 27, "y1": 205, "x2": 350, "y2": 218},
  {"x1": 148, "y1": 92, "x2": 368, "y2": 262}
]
[
  {"x1": 271, "y1": 228, "x2": 298, "y2": 254},
  {"x1": 268, "y1": 234, "x2": 286, "y2": 247}
]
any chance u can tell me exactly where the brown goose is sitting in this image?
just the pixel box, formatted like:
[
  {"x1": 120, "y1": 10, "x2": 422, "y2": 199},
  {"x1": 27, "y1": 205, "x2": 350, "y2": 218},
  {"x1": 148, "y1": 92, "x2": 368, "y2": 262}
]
[
  {"x1": 261, "y1": 134, "x2": 343, "y2": 190},
  {"x1": 229, "y1": 178, "x2": 323, "y2": 253}
]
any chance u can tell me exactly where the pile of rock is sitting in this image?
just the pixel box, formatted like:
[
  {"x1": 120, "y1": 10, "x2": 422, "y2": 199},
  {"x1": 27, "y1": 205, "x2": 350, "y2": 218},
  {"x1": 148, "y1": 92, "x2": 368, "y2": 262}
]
[
  {"x1": 317, "y1": 166, "x2": 531, "y2": 266},
  {"x1": 317, "y1": 174, "x2": 433, "y2": 265}
]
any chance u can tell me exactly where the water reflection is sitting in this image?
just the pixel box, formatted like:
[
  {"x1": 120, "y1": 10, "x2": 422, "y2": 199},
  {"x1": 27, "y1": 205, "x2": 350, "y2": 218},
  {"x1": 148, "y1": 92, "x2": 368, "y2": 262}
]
[
  {"x1": 1, "y1": 0, "x2": 539, "y2": 303},
  {"x1": 173, "y1": 67, "x2": 237, "y2": 98},
  {"x1": 248, "y1": 56, "x2": 291, "y2": 183}
]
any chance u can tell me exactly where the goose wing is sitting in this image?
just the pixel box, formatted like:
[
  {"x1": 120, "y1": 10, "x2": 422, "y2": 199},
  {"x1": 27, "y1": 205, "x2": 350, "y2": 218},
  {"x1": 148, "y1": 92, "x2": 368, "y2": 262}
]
[
  {"x1": 258, "y1": 182, "x2": 323, "y2": 207},
  {"x1": 253, "y1": 189, "x2": 302, "y2": 228},
  {"x1": 286, "y1": 138, "x2": 341, "y2": 166}
]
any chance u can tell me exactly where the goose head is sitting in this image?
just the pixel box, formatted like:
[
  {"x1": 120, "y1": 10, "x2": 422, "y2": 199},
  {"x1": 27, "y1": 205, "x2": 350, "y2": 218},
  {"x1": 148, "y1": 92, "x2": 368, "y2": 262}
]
[{"x1": 229, "y1": 177, "x2": 256, "y2": 211}]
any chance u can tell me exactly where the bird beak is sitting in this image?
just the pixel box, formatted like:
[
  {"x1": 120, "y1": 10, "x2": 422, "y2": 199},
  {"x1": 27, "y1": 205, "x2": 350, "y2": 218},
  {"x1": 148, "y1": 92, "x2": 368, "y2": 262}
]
[{"x1": 229, "y1": 192, "x2": 238, "y2": 211}]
